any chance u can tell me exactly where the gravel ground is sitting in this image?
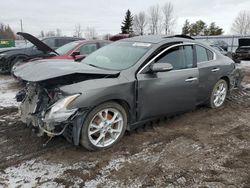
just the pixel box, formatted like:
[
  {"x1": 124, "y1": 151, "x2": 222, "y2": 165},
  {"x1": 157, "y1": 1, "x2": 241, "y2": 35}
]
[{"x1": 0, "y1": 62, "x2": 249, "y2": 188}]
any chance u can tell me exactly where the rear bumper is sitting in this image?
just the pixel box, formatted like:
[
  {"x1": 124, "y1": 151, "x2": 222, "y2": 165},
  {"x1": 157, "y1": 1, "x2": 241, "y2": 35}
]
[{"x1": 230, "y1": 68, "x2": 244, "y2": 89}]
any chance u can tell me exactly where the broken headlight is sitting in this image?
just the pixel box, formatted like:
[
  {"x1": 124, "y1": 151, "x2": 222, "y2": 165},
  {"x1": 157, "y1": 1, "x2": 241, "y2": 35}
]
[{"x1": 43, "y1": 94, "x2": 80, "y2": 123}]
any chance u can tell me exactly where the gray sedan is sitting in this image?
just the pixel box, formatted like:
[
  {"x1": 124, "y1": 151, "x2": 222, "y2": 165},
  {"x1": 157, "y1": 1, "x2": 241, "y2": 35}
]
[{"x1": 15, "y1": 35, "x2": 236, "y2": 150}]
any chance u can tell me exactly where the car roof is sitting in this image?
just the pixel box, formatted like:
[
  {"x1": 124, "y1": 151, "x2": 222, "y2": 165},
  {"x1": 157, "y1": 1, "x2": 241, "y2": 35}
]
[
  {"x1": 69, "y1": 40, "x2": 112, "y2": 44},
  {"x1": 42, "y1": 36, "x2": 85, "y2": 40},
  {"x1": 122, "y1": 35, "x2": 195, "y2": 44}
]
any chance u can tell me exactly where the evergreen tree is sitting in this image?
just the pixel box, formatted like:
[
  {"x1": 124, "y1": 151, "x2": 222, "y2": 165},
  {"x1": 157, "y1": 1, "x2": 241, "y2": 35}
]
[
  {"x1": 121, "y1": 9, "x2": 133, "y2": 34},
  {"x1": 0, "y1": 23, "x2": 15, "y2": 39},
  {"x1": 182, "y1": 20, "x2": 223, "y2": 36},
  {"x1": 182, "y1": 19, "x2": 190, "y2": 35},
  {"x1": 206, "y1": 22, "x2": 223, "y2": 35},
  {"x1": 189, "y1": 20, "x2": 207, "y2": 36}
]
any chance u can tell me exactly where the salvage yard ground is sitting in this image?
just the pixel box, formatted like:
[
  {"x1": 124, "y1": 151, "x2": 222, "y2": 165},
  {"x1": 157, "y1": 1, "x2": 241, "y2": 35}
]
[{"x1": 0, "y1": 62, "x2": 250, "y2": 187}]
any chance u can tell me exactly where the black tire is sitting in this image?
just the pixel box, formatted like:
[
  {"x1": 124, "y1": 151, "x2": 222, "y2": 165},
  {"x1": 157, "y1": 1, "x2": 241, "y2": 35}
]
[
  {"x1": 80, "y1": 102, "x2": 127, "y2": 151},
  {"x1": 209, "y1": 79, "x2": 228, "y2": 109}
]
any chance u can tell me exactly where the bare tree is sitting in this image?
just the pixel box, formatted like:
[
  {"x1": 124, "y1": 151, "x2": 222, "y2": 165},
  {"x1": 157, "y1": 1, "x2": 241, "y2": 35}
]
[
  {"x1": 231, "y1": 11, "x2": 250, "y2": 35},
  {"x1": 84, "y1": 27, "x2": 97, "y2": 39},
  {"x1": 102, "y1": 33, "x2": 112, "y2": 40},
  {"x1": 56, "y1": 28, "x2": 62, "y2": 37},
  {"x1": 46, "y1": 30, "x2": 56, "y2": 37},
  {"x1": 162, "y1": 2, "x2": 176, "y2": 35},
  {"x1": 74, "y1": 24, "x2": 82, "y2": 38},
  {"x1": 40, "y1": 30, "x2": 45, "y2": 38},
  {"x1": 133, "y1": 11, "x2": 147, "y2": 35},
  {"x1": 148, "y1": 4, "x2": 162, "y2": 35}
]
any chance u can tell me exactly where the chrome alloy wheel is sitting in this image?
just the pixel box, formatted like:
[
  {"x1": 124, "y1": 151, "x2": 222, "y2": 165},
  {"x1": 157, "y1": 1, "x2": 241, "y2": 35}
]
[
  {"x1": 88, "y1": 108, "x2": 124, "y2": 148},
  {"x1": 213, "y1": 81, "x2": 227, "y2": 107}
]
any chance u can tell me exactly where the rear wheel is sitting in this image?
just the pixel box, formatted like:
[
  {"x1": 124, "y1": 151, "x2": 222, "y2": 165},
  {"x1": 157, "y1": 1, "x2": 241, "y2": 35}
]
[
  {"x1": 209, "y1": 79, "x2": 228, "y2": 108},
  {"x1": 80, "y1": 102, "x2": 127, "y2": 151}
]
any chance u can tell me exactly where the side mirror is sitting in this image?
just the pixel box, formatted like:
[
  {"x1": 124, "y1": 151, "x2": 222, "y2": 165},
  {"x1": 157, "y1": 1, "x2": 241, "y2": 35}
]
[
  {"x1": 150, "y1": 63, "x2": 173, "y2": 73},
  {"x1": 74, "y1": 55, "x2": 86, "y2": 62},
  {"x1": 71, "y1": 51, "x2": 80, "y2": 58}
]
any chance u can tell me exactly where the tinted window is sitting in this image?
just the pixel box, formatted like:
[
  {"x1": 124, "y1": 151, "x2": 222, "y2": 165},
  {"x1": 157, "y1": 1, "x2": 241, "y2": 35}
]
[
  {"x1": 55, "y1": 41, "x2": 80, "y2": 55},
  {"x1": 79, "y1": 43, "x2": 97, "y2": 55},
  {"x1": 196, "y1": 45, "x2": 208, "y2": 63},
  {"x1": 55, "y1": 39, "x2": 66, "y2": 47},
  {"x1": 155, "y1": 45, "x2": 193, "y2": 70},
  {"x1": 184, "y1": 45, "x2": 194, "y2": 68},
  {"x1": 42, "y1": 38, "x2": 55, "y2": 48},
  {"x1": 207, "y1": 49, "x2": 214, "y2": 60},
  {"x1": 54, "y1": 39, "x2": 79, "y2": 48}
]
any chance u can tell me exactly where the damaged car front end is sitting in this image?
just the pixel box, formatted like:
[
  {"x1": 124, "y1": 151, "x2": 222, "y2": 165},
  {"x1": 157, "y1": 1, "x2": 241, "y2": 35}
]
[
  {"x1": 15, "y1": 58, "x2": 121, "y2": 146},
  {"x1": 18, "y1": 83, "x2": 80, "y2": 137}
]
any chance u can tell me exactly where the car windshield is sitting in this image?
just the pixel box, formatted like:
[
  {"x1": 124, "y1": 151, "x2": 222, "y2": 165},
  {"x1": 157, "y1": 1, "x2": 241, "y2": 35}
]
[
  {"x1": 55, "y1": 41, "x2": 80, "y2": 55},
  {"x1": 81, "y1": 41, "x2": 151, "y2": 70}
]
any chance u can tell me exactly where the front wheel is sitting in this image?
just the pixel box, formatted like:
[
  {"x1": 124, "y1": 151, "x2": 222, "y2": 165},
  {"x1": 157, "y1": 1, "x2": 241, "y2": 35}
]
[
  {"x1": 209, "y1": 79, "x2": 228, "y2": 108},
  {"x1": 80, "y1": 102, "x2": 127, "y2": 151}
]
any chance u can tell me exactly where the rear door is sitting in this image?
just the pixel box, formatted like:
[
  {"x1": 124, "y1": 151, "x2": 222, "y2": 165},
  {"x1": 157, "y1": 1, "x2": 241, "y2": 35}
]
[
  {"x1": 195, "y1": 45, "x2": 221, "y2": 104},
  {"x1": 137, "y1": 44, "x2": 199, "y2": 121}
]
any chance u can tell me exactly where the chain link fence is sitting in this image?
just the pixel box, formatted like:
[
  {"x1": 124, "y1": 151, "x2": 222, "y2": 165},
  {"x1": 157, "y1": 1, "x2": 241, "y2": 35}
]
[{"x1": 194, "y1": 35, "x2": 250, "y2": 52}]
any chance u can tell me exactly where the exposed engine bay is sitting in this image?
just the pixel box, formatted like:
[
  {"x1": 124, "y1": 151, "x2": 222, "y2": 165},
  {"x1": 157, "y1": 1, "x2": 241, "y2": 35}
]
[
  {"x1": 18, "y1": 82, "x2": 74, "y2": 137},
  {"x1": 17, "y1": 73, "x2": 117, "y2": 139}
]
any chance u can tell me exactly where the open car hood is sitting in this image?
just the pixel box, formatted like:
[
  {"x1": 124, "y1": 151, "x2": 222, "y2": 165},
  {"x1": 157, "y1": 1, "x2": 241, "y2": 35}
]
[
  {"x1": 13, "y1": 59, "x2": 119, "y2": 82},
  {"x1": 238, "y1": 38, "x2": 250, "y2": 47},
  {"x1": 17, "y1": 32, "x2": 59, "y2": 55}
]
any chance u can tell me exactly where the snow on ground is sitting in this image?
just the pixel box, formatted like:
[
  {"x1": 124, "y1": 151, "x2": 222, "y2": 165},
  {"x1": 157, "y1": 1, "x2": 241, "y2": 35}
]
[
  {"x1": 238, "y1": 61, "x2": 250, "y2": 70},
  {"x1": 0, "y1": 76, "x2": 20, "y2": 107},
  {"x1": 0, "y1": 159, "x2": 97, "y2": 188}
]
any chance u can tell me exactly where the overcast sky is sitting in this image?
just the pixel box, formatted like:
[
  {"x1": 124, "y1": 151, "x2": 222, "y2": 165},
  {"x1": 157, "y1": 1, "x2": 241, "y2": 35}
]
[{"x1": 1, "y1": 0, "x2": 250, "y2": 37}]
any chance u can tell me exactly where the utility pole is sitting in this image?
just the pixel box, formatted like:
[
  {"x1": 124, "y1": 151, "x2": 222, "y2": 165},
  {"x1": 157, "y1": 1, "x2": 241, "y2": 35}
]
[{"x1": 20, "y1": 19, "x2": 23, "y2": 32}]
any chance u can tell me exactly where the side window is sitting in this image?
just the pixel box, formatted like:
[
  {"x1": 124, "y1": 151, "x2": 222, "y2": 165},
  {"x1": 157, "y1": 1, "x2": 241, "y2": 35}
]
[
  {"x1": 42, "y1": 38, "x2": 55, "y2": 49},
  {"x1": 55, "y1": 39, "x2": 67, "y2": 48},
  {"x1": 79, "y1": 43, "x2": 97, "y2": 55},
  {"x1": 184, "y1": 45, "x2": 194, "y2": 68},
  {"x1": 155, "y1": 45, "x2": 193, "y2": 70},
  {"x1": 207, "y1": 49, "x2": 214, "y2": 61},
  {"x1": 99, "y1": 42, "x2": 111, "y2": 48},
  {"x1": 196, "y1": 45, "x2": 208, "y2": 63}
]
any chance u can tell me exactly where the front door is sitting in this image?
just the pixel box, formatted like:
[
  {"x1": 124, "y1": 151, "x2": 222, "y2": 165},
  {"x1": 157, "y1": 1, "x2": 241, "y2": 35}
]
[{"x1": 137, "y1": 45, "x2": 199, "y2": 121}]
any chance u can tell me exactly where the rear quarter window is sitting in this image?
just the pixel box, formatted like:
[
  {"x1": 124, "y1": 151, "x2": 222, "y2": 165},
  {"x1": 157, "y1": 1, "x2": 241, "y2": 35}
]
[
  {"x1": 207, "y1": 49, "x2": 214, "y2": 61},
  {"x1": 196, "y1": 45, "x2": 214, "y2": 63}
]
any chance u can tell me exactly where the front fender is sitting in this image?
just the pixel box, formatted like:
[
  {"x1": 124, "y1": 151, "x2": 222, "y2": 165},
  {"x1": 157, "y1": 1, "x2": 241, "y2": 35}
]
[{"x1": 60, "y1": 78, "x2": 135, "y2": 111}]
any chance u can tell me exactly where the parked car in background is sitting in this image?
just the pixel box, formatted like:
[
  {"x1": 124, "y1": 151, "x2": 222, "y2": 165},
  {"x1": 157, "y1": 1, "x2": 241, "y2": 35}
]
[
  {"x1": 14, "y1": 35, "x2": 237, "y2": 151},
  {"x1": 12, "y1": 40, "x2": 112, "y2": 74},
  {"x1": 209, "y1": 40, "x2": 229, "y2": 51},
  {"x1": 233, "y1": 38, "x2": 250, "y2": 63},
  {"x1": 0, "y1": 32, "x2": 83, "y2": 73},
  {"x1": 49, "y1": 40, "x2": 111, "y2": 61},
  {"x1": 210, "y1": 45, "x2": 232, "y2": 59}
]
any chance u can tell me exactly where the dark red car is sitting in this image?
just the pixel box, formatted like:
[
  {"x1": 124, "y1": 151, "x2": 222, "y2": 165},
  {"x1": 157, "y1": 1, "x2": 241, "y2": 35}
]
[
  {"x1": 49, "y1": 40, "x2": 112, "y2": 61},
  {"x1": 12, "y1": 40, "x2": 112, "y2": 74}
]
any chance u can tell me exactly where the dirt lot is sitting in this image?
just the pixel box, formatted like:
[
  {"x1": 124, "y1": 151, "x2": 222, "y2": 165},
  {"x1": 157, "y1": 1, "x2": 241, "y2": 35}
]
[{"x1": 0, "y1": 64, "x2": 250, "y2": 188}]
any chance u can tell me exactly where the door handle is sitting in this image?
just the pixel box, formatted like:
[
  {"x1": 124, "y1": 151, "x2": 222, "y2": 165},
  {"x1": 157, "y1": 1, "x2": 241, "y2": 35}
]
[
  {"x1": 211, "y1": 68, "x2": 220, "y2": 72},
  {"x1": 185, "y1": 77, "x2": 198, "y2": 82}
]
